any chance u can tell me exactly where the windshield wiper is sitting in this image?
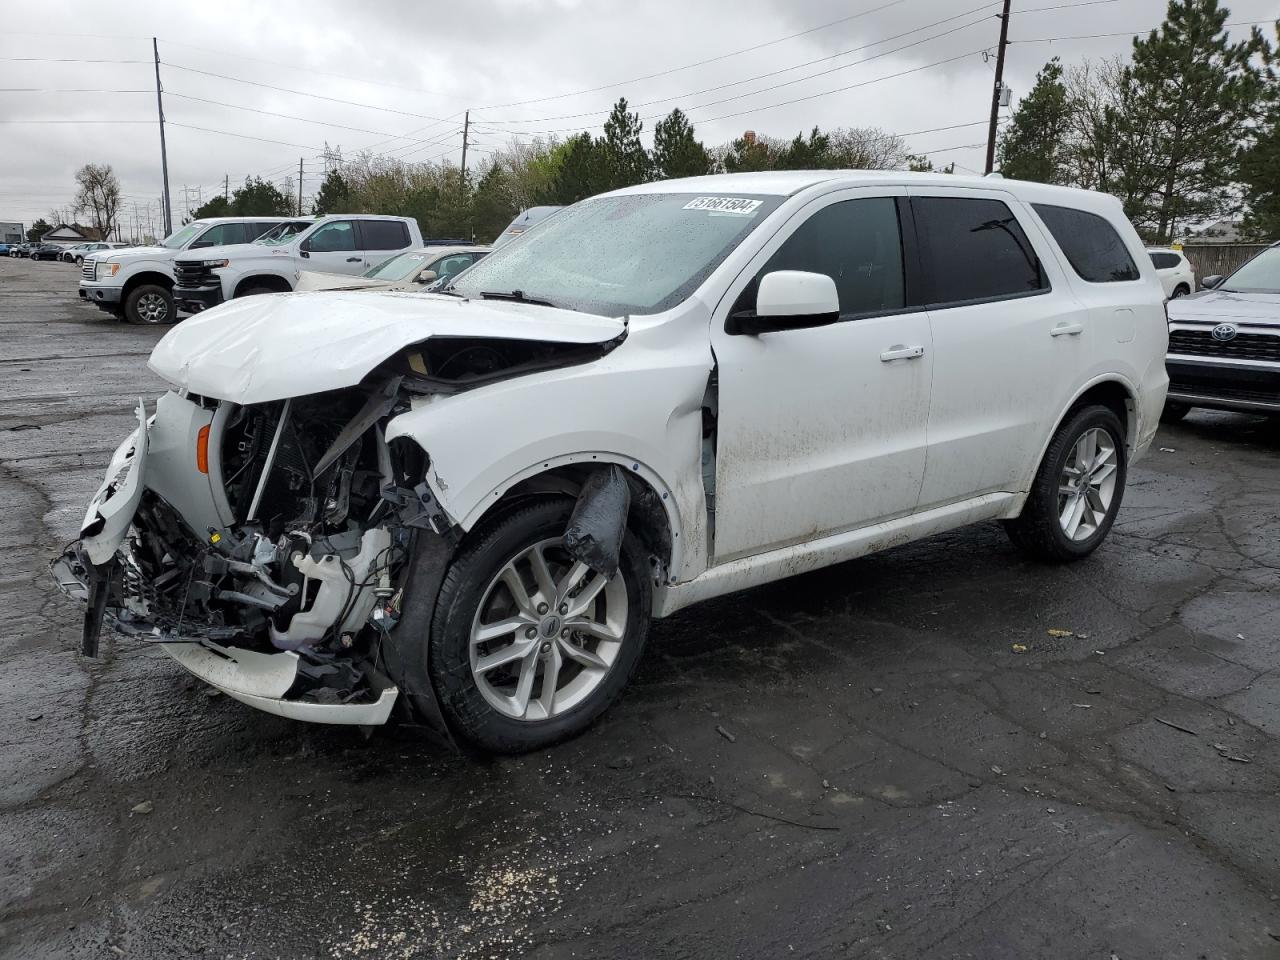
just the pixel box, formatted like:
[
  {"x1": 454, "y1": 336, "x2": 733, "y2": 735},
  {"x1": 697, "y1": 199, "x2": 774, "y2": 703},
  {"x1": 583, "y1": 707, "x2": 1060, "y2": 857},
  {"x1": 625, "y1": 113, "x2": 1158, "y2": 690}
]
[{"x1": 479, "y1": 289, "x2": 557, "y2": 308}]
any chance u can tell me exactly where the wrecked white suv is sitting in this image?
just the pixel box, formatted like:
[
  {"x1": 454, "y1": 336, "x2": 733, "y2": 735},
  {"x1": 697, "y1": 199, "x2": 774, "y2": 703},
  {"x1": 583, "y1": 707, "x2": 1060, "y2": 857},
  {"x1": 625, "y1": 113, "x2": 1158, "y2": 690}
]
[{"x1": 52, "y1": 172, "x2": 1168, "y2": 753}]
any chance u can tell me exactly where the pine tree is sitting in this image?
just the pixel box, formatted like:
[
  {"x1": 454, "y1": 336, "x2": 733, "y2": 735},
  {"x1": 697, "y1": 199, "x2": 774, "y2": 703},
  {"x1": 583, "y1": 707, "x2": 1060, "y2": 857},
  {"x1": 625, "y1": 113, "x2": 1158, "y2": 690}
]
[
  {"x1": 774, "y1": 127, "x2": 833, "y2": 169},
  {"x1": 722, "y1": 131, "x2": 775, "y2": 172},
  {"x1": 652, "y1": 109, "x2": 713, "y2": 180},
  {"x1": 600, "y1": 98, "x2": 651, "y2": 189},
  {"x1": 1112, "y1": 0, "x2": 1265, "y2": 241},
  {"x1": 312, "y1": 170, "x2": 351, "y2": 215},
  {"x1": 549, "y1": 133, "x2": 606, "y2": 204},
  {"x1": 470, "y1": 164, "x2": 519, "y2": 242},
  {"x1": 998, "y1": 59, "x2": 1072, "y2": 183},
  {"x1": 1238, "y1": 30, "x2": 1280, "y2": 239}
]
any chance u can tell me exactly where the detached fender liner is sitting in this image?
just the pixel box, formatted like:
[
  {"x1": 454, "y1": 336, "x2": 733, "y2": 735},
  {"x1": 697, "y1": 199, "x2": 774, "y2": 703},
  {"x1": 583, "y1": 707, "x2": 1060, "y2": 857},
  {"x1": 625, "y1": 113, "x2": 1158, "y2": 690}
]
[{"x1": 563, "y1": 465, "x2": 632, "y2": 578}]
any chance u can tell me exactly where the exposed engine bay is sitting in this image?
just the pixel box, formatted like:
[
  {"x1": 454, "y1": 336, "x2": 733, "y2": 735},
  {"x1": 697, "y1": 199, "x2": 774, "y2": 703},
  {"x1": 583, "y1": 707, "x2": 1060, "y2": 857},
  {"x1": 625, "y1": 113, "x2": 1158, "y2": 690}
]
[{"x1": 52, "y1": 333, "x2": 628, "y2": 731}]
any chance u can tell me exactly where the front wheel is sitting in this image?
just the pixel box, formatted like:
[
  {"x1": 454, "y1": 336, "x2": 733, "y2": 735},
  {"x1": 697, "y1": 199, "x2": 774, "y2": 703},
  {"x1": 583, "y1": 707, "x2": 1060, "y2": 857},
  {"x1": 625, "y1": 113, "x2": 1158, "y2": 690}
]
[
  {"x1": 425, "y1": 499, "x2": 651, "y2": 753},
  {"x1": 125, "y1": 283, "x2": 174, "y2": 325},
  {"x1": 1004, "y1": 405, "x2": 1127, "y2": 562},
  {"x1": 1172, "y1": 284, "x2": 1190, "y2": 298}
]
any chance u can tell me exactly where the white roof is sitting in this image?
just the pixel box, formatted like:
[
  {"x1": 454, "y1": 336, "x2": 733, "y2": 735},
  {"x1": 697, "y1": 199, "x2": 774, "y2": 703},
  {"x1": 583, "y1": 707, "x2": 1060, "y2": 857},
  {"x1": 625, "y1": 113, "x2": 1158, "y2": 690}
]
[{"x1": 608, "y1": 170, "x2": 1123, "y2": 211}]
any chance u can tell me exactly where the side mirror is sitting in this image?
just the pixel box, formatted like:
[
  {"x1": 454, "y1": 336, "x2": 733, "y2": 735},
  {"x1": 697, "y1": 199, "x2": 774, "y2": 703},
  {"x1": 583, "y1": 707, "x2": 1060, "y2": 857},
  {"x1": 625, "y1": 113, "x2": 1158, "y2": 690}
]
[
  {"x1": 416, "y1": 268, "x2": 438, "y2": 284},
  {"x1": 299, "y1": 239, "x2": 311, "y2": 256},
  {"x1": 1200, "y1": 275, "x2": 1224, "y2": 290},
  {"x1": 727, "y1": 270, "x2": 840, "y2": 336}
]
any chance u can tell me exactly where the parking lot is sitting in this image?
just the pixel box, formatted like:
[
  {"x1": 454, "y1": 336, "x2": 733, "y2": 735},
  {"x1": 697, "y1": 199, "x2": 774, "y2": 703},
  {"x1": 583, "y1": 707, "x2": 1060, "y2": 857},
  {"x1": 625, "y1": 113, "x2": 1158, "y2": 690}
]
[{"x1": 1, "y1": 252, "x2": 1279, "y2": 958}]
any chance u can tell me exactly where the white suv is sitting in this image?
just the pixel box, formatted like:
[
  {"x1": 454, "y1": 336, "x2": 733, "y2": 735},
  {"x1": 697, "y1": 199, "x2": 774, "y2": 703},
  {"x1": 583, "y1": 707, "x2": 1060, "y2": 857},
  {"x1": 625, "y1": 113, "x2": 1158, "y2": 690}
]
[
  {"x1": 80, "y1": 217, "x2": 302, "y2": 325},
  {"x1": 172, "y1": 214, "x2": 422, "y2": 315},
  {"x1": 53, "y1": 172, "x2": 1168, "y2": 753}
]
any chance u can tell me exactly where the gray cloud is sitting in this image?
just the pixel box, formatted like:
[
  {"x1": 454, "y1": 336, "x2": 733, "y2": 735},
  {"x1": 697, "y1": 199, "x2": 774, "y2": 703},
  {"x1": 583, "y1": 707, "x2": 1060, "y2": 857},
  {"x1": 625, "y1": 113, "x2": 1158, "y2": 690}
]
[{"x1": 1, "y1": 0, "x2": 1272, "y2": 231}]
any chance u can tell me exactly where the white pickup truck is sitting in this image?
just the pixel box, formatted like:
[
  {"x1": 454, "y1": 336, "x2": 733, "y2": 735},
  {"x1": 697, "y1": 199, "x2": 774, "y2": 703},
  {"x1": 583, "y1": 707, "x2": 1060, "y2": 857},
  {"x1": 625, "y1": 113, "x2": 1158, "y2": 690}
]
[
  {"x1": 78, "y1": 217, "x2": 305, "y2": 325},
  {"x1": 172, "y1": 215, "x2": 423, "y2": 316}
]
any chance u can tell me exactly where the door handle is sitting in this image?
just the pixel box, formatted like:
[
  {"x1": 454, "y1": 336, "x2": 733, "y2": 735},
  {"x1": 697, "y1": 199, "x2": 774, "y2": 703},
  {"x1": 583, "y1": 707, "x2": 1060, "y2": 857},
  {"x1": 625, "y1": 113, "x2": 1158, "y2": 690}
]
[
  {"x1": 1051, "y1": 321, "x2": 1084, "y2": 337},
  {"x1": 345, "y1": 256, "x2": 363, "y2": 263},
  {"x1": 880, "y1": 344, "x2": 925, "y2": 362}
]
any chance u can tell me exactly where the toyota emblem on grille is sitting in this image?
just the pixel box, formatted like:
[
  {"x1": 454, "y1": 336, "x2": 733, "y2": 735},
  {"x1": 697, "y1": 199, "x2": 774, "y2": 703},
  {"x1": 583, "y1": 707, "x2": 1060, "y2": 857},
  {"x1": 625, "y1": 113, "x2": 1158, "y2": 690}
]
[{"x1": 1211, "y1": 323, "x2": 1239, "y2": 342}]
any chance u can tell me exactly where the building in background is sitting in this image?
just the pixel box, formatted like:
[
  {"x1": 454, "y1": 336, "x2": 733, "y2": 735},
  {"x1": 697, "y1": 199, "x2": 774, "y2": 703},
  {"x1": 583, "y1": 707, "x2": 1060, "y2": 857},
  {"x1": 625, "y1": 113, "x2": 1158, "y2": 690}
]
[{"x1": 0, "y1": 222, "x2": 23, "y2": 244}]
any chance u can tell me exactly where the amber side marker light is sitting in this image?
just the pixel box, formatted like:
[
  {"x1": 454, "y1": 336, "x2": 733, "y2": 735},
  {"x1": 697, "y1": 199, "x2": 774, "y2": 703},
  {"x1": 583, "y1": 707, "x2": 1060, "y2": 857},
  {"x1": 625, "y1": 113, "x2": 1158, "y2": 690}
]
[{"x1": 196, "y1": 425, "x2": 210, "y2": 474}]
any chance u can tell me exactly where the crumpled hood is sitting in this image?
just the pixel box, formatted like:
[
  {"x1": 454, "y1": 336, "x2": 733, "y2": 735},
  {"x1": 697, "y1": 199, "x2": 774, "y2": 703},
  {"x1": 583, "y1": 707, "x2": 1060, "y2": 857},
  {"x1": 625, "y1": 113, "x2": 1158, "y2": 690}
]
[
  {"x1": 1168, "y1": 290, "x2": 1280, "y2": 326},
  {"x1": 148, "y1": 290, "x2": 626, "y2": 404}
]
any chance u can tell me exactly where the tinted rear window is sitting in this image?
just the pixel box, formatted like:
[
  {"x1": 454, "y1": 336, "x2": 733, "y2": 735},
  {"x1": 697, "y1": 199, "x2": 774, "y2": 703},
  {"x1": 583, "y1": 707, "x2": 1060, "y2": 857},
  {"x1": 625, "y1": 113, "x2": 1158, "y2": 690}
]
[
  {"x1": 1034, "y1": 204, "x2": 1140, "y2": 283},
  {"x1": 1149, "y1": 252, "x2": 1181, "y2": 270},
  {"x1": 361, "y1": 220, "x2": 411, "y2": 251},
  {"x1": 912, "y1": 196, "x2": 1046, "y2": 305}
]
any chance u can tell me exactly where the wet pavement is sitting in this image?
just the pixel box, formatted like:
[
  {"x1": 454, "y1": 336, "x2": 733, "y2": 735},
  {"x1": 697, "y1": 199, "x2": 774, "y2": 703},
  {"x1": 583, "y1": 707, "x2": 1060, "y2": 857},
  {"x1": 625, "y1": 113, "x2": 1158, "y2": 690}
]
[{"x1": 2, "y1": 254, "x2": 1279, "y2": 959}]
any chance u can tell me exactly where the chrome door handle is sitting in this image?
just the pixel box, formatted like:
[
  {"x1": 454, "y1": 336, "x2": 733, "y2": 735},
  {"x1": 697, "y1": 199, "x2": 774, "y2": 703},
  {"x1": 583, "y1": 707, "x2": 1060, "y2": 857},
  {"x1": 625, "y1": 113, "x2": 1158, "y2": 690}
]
[
  {"x1": 880, "y1": 344, "x2": 925, "y2": 362},
  {"x1": 1051, "y1": 321, "x2": 1084, "y2": 337}
]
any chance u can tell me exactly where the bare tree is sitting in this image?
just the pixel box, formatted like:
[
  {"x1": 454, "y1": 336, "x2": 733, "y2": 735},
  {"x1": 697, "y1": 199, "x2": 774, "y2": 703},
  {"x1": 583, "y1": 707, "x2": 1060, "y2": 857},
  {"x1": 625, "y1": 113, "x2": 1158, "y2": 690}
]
[
  {"x1": 73, "y1": 163, "x2": 121, "y2": 240},
  {"x1": 828, "y1": 127, "x2": 913, "y2": 169}
]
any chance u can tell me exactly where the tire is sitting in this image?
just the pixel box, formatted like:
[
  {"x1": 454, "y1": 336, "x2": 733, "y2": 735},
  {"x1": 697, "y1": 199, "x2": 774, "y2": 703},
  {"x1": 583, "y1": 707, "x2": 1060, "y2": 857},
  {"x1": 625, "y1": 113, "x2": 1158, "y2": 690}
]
[
  {"x1": 1172, "y1": 284, "x2": 1190, "y2": 298},
  {"x1": 1004, "y1": 405, "x2": 1127, "y2": 563},
  {"x1": 1160, "y1": 401, "x2": 1191, "y2": 424},
  {"x1": 124, "y1": 283, "x2": 174, "y2": 325},
  {"x1": 75, "y1": 256, "x2": 84, "y2": 266},
  {"x1": 425, "y1": 498, "x2": 651, "y2": 753}
]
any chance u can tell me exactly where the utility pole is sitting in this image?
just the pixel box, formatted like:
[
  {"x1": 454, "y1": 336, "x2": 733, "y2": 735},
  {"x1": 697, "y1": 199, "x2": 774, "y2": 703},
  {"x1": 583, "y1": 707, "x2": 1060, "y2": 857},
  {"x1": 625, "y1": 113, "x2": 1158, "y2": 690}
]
[
  {"x1": 152, "y1": 38, "x2": 172, "y2": 236},
  {"x1": 297, "y1": 157, "x2": 304, "y2": 215},
  {"x1": 460, "y1": 110, "x2": 470, "y2": 184},
  {"x1": 984, "y1": 0, "x2": 1012, "y2": 175},
  {"x1": 224, "y1": 174, "x2": 229, "y2": 201}
]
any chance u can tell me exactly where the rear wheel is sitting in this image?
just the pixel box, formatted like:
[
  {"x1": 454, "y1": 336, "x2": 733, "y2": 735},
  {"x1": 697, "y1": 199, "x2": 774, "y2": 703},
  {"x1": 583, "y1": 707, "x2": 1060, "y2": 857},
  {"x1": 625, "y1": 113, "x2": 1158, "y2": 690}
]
[
  {"x1": 1004, "y1": 405, "x2": 1127, "y2": 562},
  {"x1": 426, "y1": 499, "x2": 651, "y2": 753},
  {"x1": 125, "y1": 283, "x2": 174, "y2": 325}
]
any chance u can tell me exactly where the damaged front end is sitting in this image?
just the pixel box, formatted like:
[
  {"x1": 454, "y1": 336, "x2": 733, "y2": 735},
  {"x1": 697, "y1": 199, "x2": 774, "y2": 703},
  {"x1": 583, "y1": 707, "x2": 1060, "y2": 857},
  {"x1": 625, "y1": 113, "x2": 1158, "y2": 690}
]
[{"x1": 51, "y1": 328, "x2": 624, "y2": 734}]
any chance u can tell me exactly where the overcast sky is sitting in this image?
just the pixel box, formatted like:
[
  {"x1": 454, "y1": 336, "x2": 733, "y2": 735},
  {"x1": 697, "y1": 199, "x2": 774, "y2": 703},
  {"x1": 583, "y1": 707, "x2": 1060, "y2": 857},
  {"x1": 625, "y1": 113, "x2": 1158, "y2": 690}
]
[{"x1": 1, "y1": 0, "x2": 1275, "y2": 237}]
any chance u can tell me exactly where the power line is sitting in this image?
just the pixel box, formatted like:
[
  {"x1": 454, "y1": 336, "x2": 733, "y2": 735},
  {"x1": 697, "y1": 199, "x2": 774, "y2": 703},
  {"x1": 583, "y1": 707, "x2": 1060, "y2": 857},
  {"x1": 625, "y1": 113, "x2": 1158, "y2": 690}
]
[
  {"x1": 0, "y1": 57, "x2": 148, "y2": 64},
  {"x1": 156, "y1": 39, "x2": 464, "y2": 101},
  {"x1": 1011, "y1": 17, "x2": 1275, "y2": 43},
  {"x1": 163, "y1": 90, "x2": 466, "y2": 146},
  {"x1": 166, "y1": 121, "x2": 322, "y2": 151},
  {"x1": 161, "y1": 62, "x2": 455, "y2": 123},
  {"x1": 0, "y1": 119, "x2": 153, "y2": 123},
  {"x1": 0, "y1": 88, "x2": 150, "y2": 93},
  {"x1": 474, "y1": 0, "x2": 909, "y2": 111}
]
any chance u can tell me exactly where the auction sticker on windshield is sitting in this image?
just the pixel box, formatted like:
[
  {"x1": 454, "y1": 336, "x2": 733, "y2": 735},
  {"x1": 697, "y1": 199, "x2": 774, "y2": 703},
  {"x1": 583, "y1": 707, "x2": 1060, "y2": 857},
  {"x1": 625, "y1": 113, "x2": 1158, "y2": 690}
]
[{"x1": 683, "y1": 197, "x2": 763, "y2": 215}]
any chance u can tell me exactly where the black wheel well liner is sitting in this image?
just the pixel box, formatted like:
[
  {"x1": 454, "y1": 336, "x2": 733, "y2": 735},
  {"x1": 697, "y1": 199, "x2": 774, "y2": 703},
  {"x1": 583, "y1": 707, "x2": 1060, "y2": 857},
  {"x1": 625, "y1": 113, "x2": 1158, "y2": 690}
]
[
  {"x1": 1064, "y1": 380, "x2": 1134, "y2": 443},
  {"x1": 234, "y1": 274, "x2": 292, "y2": 296},
  {"x1": 122, "y1": 272, "x2": 174, "y2": 297}
]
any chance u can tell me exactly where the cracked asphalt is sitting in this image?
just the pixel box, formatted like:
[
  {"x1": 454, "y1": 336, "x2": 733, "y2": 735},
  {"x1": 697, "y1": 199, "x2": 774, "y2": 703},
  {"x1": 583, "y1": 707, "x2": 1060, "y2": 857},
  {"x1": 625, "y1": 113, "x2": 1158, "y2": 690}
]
[{"x1": 2, "y1": 254, "x2": 1280, "y2": 959}]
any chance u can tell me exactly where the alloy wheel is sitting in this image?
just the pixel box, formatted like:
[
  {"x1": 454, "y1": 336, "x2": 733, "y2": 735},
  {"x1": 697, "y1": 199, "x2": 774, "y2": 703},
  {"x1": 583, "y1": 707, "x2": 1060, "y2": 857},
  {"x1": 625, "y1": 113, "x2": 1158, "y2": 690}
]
[
  {"x1": 1057, "y1": 426, "x2": 1119, "y2": 541},
  {"x1": 136, "y1": 292, "x2": 169, "y2": 324},
  {"x1": 469, "y1": 537, "x2": 627, "y2": 721}
]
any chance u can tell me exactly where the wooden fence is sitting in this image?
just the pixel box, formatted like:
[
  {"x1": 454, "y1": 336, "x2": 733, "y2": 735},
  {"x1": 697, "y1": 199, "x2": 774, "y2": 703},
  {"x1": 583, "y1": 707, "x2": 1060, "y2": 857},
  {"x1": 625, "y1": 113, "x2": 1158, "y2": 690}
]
[{"x1": 1179, "y1": 243, "x2": 1270, "y2": 283}]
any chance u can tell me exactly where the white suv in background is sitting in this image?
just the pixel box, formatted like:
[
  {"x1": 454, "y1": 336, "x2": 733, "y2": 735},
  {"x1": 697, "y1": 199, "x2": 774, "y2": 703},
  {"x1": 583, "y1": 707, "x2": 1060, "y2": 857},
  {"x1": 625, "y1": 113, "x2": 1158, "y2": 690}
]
[
  {"x1": 54, "y1": 172, "x2": 1167, "y2": 753},
  {"x1": 80, "y1": 217, "x2": 302, "y2": 325},
  {"x1": 172, "y1": 214, "x2": 423, "y2": 315},
  {"x1": 1148, "y1": 247, "x2": 1196, "y2": 298}
]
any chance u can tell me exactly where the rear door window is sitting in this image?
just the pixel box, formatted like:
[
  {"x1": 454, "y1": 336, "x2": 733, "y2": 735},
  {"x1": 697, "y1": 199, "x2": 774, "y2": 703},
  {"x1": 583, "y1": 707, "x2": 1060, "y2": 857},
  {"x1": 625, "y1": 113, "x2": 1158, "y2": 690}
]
[
  {"x1": 1034, "y1": 204, "x2": 1141, "y2": 283},
  {"x1": 911, "y1": 196, "x2": 1047, "y2": 306},
  {"x1": 360, "y1": 220, "x2": 411, "y2": 251},
  {"x1": 759, "y1": 197, "x2": 905, "y2": 318}
]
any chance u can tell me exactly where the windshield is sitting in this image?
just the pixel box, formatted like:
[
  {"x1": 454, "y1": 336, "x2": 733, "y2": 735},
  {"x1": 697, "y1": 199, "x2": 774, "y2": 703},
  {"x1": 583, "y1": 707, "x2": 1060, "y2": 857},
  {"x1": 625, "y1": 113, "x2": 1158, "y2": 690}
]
[
  {"x1": 255, "y1": 221, "x2": 311, "y2": 246},
  {"x1": 1222, "y1": 247, "x2": 1280, "y2": 292},
  {"x1": 364, "y1": 250, "x2": 429, "y2": 281},
  {"x1": 161, "y1": 222, "x2": 206, "y2": 249},
  {"x1": 450, "y1": 193, "x2": 783, "y2": 316}
]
